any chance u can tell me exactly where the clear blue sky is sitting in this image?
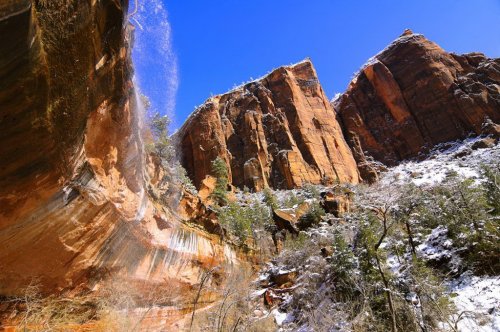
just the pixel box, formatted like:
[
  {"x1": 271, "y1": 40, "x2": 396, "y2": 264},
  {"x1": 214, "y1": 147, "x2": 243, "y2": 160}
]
[{"x1": 131, "y1": 0, "x2": 500, "y2": 129}]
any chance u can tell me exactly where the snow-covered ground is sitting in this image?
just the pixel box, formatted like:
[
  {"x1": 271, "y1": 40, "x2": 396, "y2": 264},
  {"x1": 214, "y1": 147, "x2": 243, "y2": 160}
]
[
  {"x1": 383, "y1": 138, "x2": 500, "y2": 331},
  {"x1": 448, "y1": 274, "x2": 500, "y2": 332},
  {"x1": 416, "y1": 225, "x2": 464, "y2": 274},
  {"x1": 381, "y1": 137, "x2": 500, "y2": 186}
]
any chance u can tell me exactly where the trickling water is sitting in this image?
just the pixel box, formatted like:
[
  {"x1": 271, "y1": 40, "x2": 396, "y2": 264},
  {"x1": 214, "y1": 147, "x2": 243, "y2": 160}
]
[
  {"x1": 129, "y1": 0, "x2": 178, "y2": 120},
  {"x1": 121, "y1": 4, "x2": 240, "y2": 329},
  {"x1": 131, "y1": 87, "x2": 148, "y2": 223},
  {"x1": 167, "y1": 228, "x2": 199, "y2": 255},
  {"x1": 128, "y1": 0, "x2": 178, "y2": 222}
]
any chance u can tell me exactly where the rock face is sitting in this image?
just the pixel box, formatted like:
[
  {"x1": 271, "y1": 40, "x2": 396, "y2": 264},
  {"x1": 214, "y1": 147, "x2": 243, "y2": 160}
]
[
  {"x1": 320, "y1": 187, "x2": 352, "y2": 217},
  {"x1": 176, "y1": 60, "x2": 360, "y2": 190},
  {"x1": 0, "y1": 0, "x2": 237, "y2": 298},
  {"x1": 336, "y1": 31, "x2": 500, "y2": 173},
  {"x1": 177, "y1": 31, "x2": 499, "y2": 187}
]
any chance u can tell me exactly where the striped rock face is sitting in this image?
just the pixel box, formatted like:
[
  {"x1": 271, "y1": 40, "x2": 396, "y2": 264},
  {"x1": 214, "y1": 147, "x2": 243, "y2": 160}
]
[{"x1": 0, "y1": 0, "x2": 238, "y2": 300}]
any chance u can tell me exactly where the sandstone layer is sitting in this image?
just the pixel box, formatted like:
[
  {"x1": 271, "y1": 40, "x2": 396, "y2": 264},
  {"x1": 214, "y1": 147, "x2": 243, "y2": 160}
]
[
  {"x1": 336, "y1": 30, "x2": 500, "y2": 178},
  {"x1": 0, "y1": 0, "x2": 237, "y2": 298},
  {"x1": 175, "y1": 60, "x2": 360, "y2": 191}
]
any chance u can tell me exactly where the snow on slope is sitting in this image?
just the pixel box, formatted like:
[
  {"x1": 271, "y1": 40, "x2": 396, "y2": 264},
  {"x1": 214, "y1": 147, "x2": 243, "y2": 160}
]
[
  {"x1": 250, "y1": 138, "x2": 499, "y2": 331},
  {"x1": 382, "y1": 137, "x2": 500, "y2": 332},
  {"x1": 381, "y1": 137, "x2": 500, "y2": 187},
  {"x1": 448, "y1": 274, "x2": 500, "y2": 332}
]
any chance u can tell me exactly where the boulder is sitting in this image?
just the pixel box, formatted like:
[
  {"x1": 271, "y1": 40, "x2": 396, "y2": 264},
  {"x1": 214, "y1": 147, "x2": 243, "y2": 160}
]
[
  {"x1": 471, "y1": 137, "x2": 497, "y2": 150},
  {"x1": 481, "y1": 119, "x2": 500, "y2": 139},
  {"x1": 270, "y1": 270, "x2": 297, "y2": 287},
  {"x1": 320, "y1": 246, "x2": 334, "y2": 257},
  {"x1": 272, "y1": 209, "x2": 300, "y2": 235},
  {"x1": 320, "y1": 187, "x2": 353, "y2": 217}
]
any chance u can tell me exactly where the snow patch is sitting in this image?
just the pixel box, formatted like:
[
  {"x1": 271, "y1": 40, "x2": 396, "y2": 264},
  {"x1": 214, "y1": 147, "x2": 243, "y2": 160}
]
[
  {"x1": 448, "y1": 274, "x2": 500, "y2": 332},
  {"x1": 381, "y1": 137, "x2": 500, "y2": 187},
  {"x1": 273, "y1": 309, "x2": 294, "y2": 326},
  {"x1": 417, "y1": 225, "x2": 463, "y2": 273}
]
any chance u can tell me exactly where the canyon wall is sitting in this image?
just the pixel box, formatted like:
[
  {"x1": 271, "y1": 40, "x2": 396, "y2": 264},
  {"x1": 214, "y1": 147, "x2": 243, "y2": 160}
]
[
  {"x1": 175, "y1": 60, "x2": 360, "y2": 191},
  {"x1": 0, "y1": 0, "x2": 236, "y2": 298},
  {"x1": 1, "y1": 0, "x2": 497, "y2": 305},
  {"x1": 176, "y1": 32, "x2": 499, "y2": 189},
  {"x1": 336, "y1": 30, "x2": 500, "y2": 179}
]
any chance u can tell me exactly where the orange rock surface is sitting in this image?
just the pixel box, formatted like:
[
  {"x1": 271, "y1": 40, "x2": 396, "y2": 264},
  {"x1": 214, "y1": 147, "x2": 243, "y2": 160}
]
[
  {"x1": 0, "y1": 0, "x2": 238, "y2": 300},
  {"x1": 336, "y1": 30, "x2": 500, "y2": 172},
  {"x1": 175, "y1": 60, "x2": 360, "y2": 190}
]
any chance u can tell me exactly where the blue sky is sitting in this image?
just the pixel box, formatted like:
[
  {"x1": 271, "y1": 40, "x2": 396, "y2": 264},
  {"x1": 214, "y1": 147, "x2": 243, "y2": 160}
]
[{"x1": 130, "y1": 0, "x2": 500, "y2": 130}]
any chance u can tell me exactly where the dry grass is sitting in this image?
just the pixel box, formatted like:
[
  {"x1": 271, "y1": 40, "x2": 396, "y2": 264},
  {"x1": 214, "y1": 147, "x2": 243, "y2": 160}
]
[
  {"x1": 0, "y1": 276, "x2": 191, "y2": 331},
  {"x1": 187, "y1": 266, "x2": 270, "y2": 332}
]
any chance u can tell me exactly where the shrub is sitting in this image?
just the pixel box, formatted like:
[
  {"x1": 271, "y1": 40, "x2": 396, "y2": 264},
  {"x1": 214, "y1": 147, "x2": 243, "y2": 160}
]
[
  {"x1": 303, "y1": 183, "x2": 321, "y2": 199},
  {"x1": 282, "y1": 192, "x2": 305, "y2": 208},
  {"x1": 175, "y1": 162, "x2": 197, "y2": 194},
  {"x1": 283, "y1": 231, "x2": 309, "y2": 251},
  {"x1": 218, "y1": 199, "x2": 272, "y2": 247},
  {"x1": 262, "y1": 187, "x2": 278, "y2": 210},
  {"x1": 248, "y1": 199, "x2": 272, "y2": 230},
  {"x1": 406, "y1": 172, "x2": 499, "y2": 274},
  {"x1": 482, "y1": 164, "x2": 500, "y2": 215},
  {"x1": 218, "y1": 202, "x2": 251, "y2": 245},
  {"x1": 297, "y1": 201, "x2": 325, "y2": 229},
  {"x1": 330, "y1": 231, "x2": 357, "y2": 295}
]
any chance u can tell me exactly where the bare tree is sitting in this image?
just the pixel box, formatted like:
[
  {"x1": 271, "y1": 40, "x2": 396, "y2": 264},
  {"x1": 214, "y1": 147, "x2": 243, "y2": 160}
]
[{"x1": 189, "y1": 266, "x2": 219, "y2": 332}]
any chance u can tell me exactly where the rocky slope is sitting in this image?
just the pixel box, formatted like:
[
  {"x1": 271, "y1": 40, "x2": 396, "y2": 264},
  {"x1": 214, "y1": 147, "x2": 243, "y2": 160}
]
[
  {"x1": 336, "y1": 30, "x2": 500, "y2": 180},
  {"x1": 250, "y1": 138, "x2": 500, "y2": 331},
  {"x1": 175, "y1": 60, "x2": 360, "y2": 191},
  {"x1": 0, "y1": 0, "x2": 237, "y2": 306}
]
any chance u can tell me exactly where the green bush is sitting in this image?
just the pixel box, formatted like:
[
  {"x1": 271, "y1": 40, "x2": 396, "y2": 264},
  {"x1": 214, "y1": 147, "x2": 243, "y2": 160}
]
[
  {"x1": 405, "y1": 172, "x2": 499, "y2": 274},
  {"x1": 330, "y1": 231, "x2": 357, "y2": 297},
  {"x1": 218, "y1": 202, "x2": 251, "y2": 245},
  {"x1": 482, "y1": 165, "x2": 500, "y2": 215},
  {"x1": 282, "y1": 192, "x2": 305, "y2": 208},
  {"x1": 248, "y1": 199, "x2": 272, "y2": 230},
  {"x1": 262, "y1": 187, "x2": 278, "y2": 210},
  {"x1": 303, "y1": 183, "x2": 321, "y2": 199},
  {"x1": 297, "y1": 201, "x2": 325, "y2": 229},
  {"x1": 175, "y1": 163, "x2": 197, "y2": 194},
  {"x1": 283, "y1": 231, "x2": 309, "y2": 251},
  {"x1": 218, "y1": 199, "x2": 271, "y2": 247}
]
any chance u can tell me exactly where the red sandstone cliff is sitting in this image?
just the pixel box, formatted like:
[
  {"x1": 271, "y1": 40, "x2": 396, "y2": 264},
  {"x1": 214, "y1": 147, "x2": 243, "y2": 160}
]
[
  {"x1": 335, "y1": 30, "x2": 500, "y2": 180},
  {"x1": 1, "y1": 4, "x2": 498, "y2": 326},
  {"x1": 175, "y1": 60, "x2": 360, "y2": 191},
  {"x1": 0, "y1": 0, "x2": 236, "y2": 301}
]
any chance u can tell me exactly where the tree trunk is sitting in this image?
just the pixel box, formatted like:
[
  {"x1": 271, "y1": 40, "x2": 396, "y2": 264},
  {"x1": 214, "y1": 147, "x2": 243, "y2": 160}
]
[{"x1": 375, "y1": 253, "x2": 398, "y2": 332}]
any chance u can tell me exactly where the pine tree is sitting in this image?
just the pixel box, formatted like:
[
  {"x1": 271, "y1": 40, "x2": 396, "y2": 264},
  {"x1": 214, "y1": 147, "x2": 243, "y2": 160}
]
[{"x1": 211, "y1": 157, "x2": 229, "y2": 206}]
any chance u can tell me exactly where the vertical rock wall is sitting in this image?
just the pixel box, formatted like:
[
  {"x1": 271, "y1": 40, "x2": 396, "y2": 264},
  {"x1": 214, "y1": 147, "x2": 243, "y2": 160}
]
[
  {"x1": 176, "y1": 60, "x2": 360, "y2": 190},
  {"x1": 336, "y1": 31, "x2": 500, "y2": 175},
  {"x1": 0, "y1": 0, "x2": 237, "y2": 297}
]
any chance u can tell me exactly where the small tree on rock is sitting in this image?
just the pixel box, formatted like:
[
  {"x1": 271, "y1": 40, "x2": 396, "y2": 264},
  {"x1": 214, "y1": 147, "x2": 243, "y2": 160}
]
[
  {"x1": 150, "y1": 112, "x2": 174, "y2": 164},
  {"x1": 211, "y1": 157, "x2": 229, "y2": 207}
]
